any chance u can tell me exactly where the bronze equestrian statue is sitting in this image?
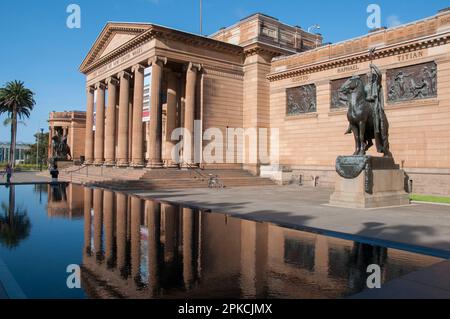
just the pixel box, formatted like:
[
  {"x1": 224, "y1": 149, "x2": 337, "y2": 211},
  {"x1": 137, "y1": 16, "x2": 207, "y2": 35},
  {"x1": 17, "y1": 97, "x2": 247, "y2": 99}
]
[{"x1": 339, "y1": 57, "x2": 392, "y2": 158}]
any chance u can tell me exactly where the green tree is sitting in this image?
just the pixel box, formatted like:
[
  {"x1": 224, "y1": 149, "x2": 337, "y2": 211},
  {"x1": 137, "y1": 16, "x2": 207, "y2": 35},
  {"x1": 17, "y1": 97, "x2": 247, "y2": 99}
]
[
  {"x1": 0, "y1": 81, "x2": 36, "y2": 168},
  {"x1": 26, "y1": 132, "x2": 49, "y2": 165}
]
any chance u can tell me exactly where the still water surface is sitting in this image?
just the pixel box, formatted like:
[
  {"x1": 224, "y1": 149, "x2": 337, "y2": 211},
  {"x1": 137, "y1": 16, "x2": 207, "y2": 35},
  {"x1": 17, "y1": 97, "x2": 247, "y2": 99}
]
[{"x1": 0, "y1": 184, "x2": 444, "y2": 299}]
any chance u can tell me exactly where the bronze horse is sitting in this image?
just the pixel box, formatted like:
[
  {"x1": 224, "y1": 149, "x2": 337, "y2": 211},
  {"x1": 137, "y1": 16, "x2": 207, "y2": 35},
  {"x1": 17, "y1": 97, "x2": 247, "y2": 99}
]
[{"x1": 339, "y1": 75, "x2": 392, "y2": 157}]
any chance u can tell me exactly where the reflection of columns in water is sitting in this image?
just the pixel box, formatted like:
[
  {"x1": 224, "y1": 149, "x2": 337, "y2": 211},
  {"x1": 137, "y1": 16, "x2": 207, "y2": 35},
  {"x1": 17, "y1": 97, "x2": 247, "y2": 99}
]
[
  {"x1": 146, "y1": 200, "x2": 161, "y2": 293},
  {"x1": 93, "y1": 189, "x2": 104, "y2": 261},
  {"x1": 163, "y1": 203, "x2": 178, "y2": 262},
  {"x1": 83, "y1": 188, "x2": 93, "y2": 255},
  {"x1": 314, "y1": 236, "x2": 329, "y2": 278},
  {"x1": 103, "y1": 190, "x2": 115, "y2": 267},
  {"x1": 116, "y1": 193, "x2": 128, "y2": 277},
  {"x1": 240, "y1": 220, "x2": 257, "y2": 298},
  {"x1": 182, "y1": 208, "x2": 194, "y2": 289},
  {"x1": 131, "y1": 197, "x2": 142, "y2": 283}
]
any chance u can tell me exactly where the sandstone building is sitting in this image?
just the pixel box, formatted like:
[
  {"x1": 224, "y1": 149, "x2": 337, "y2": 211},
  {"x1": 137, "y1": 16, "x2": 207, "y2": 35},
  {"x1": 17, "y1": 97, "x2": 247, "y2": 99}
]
[{"x1": 80, "y1": 9, "x2": 450, "y2": 195}]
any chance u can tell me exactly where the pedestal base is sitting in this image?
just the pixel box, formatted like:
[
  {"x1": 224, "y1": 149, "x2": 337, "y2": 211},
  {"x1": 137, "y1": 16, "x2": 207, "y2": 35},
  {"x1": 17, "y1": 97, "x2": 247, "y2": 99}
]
[{"x1": 330, "y1": 156, "x2": 410, "y2": 209}]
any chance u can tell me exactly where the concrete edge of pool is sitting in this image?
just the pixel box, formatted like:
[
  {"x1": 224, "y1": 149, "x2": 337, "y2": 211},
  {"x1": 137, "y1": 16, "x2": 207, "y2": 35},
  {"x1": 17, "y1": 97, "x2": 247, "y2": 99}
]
[{"x1": 0, "y1": 256, "x2": 27, "y2": 299}]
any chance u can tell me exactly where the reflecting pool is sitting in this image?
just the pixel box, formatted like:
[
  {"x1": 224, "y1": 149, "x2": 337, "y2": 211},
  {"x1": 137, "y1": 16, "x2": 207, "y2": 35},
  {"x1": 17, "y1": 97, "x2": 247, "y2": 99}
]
[{"x1": 0, "y1": 184, "x2": 444, "y2": 299}]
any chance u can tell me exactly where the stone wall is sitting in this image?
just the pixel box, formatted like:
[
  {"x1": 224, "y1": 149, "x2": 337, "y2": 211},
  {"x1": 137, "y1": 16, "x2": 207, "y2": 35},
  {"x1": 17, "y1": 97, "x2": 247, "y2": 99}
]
[{"x1": 268, "y1": 10, "x2": 450, "y2": 195}]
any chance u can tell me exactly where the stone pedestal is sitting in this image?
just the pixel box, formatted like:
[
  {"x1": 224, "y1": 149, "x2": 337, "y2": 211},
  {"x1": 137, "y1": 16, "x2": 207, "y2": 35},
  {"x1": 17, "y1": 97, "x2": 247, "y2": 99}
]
[{"x1": 329, "y1": 156, "x2": 410, "y2": 209}]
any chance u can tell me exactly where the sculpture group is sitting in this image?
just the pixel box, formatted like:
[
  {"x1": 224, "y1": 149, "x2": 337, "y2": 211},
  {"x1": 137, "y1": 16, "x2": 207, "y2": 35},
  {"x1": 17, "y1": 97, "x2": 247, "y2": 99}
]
[{"x1": 51, "y1": 130, "x2": 72, "y2": 161}]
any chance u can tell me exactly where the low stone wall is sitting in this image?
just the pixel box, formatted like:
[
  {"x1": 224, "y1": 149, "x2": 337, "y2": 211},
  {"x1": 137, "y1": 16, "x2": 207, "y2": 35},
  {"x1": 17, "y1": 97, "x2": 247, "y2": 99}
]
[{"x1": 262, "y1": 165, "x2": 450, "y2": 196}]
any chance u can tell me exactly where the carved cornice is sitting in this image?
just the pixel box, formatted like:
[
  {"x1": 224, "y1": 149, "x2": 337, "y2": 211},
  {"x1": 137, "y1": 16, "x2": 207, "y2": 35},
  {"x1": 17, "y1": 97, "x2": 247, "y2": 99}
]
[
  {"x1": 243, "y1": 42, "x2": 292, "y2": 59},
  {"x1": 267, "y1": 33, "x2": 450, "y2": 82},
  {"x1": 80, "y1": 24, "x2": 243, "y2": 75},
  {"x1": 80, "y1": 23, "x2": 153, "y2": 73}
]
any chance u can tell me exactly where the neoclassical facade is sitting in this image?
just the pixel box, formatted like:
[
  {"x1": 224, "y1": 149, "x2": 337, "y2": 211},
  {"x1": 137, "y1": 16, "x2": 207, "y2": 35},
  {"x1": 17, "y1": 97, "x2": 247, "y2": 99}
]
[
  {"x1": 80, "y1": 13, "x2": 320, "y2": 172},
  {"x1": 81, "y1": 9, "x2": 450, "y2": 195}
]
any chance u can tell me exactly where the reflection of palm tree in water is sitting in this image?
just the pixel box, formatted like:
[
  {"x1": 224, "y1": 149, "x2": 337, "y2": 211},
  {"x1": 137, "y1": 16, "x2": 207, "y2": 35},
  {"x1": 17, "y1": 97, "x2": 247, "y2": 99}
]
[{"x1": 0, "y1": 185, "x2": 31, "y2": 249}]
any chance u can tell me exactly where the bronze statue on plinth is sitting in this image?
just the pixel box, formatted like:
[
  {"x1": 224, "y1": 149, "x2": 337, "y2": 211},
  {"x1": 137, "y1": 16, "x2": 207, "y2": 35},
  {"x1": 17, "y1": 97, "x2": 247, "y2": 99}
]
[
  {"x1": 330, "y1": 49, "x2": 410, "y2": 208},
  {"x1": 339, "y1": 48, "x2": 392, "y2": 158}
]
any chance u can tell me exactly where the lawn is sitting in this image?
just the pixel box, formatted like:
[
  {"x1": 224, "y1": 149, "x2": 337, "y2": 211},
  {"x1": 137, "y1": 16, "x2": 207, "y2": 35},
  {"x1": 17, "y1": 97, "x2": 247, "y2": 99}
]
[{"x1": 410, "y1": 194, "x2": 450, "y2": 204}]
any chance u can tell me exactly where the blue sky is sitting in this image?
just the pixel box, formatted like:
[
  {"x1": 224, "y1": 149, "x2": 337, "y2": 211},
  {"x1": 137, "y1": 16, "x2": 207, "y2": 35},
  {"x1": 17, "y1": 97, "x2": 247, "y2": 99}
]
[{"x1": 0, "y1": 0, "x2": 447, "y2": 143}]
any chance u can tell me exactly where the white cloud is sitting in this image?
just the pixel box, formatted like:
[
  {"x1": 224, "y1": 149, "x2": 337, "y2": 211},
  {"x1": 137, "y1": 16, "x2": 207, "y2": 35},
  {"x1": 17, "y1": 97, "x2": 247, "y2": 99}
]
[{"x1": 387, "y1": 15, "x2": 402, "y2": 28}]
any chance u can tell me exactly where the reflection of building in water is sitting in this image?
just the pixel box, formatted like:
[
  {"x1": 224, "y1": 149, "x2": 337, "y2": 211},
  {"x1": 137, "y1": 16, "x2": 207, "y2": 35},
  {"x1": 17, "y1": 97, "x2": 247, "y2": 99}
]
[
  {"x1": 46, "y1": 184, "x2": 84, "y2": 219},
  {"x1": 81, "y1": 189, "x2": 442, "y2": 299}
]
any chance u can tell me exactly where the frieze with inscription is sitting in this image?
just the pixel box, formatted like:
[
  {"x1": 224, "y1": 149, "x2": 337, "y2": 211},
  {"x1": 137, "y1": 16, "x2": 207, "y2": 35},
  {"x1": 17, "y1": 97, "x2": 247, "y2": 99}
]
[
  {"x1": 387, "y1": 61, "x2": 437, "y2": 103},
  {"x1": 286, "y1": 84, "x2": 317, "y2": 115}
]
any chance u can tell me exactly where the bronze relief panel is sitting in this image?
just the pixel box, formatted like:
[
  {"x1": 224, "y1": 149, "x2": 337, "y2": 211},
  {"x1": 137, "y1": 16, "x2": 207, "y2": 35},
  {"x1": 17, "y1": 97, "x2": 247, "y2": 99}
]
[
  {"x1": 387, "y1": 61, "x2": 437, "y2": 103},
  {"x1": 286, "y1": 84, "x2": 317, "y2": 116}
]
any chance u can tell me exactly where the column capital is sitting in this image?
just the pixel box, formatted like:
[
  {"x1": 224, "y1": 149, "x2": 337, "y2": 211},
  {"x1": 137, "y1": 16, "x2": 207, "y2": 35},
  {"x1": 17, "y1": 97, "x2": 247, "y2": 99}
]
[
  {"x1": 118, "y1": 70, "x2": 132, "y2": 80},
  {"x1": 86, "y1": 86, "x2": 95, "y2": 94},
  {"x1": 131, "y1": 64, "x2": 146, "y2": 73},
  {"x1": 148, "y1": 56, "x2": 167, "y2": 67},
  {"x1": 106, "y1": 76, "x2": 119, "y2": 87},
  {"x1": 185, "y1": 62, "x2": 202, "y2": 72},
  {"x1": 95, "y1": 82, "x2": 106, "y2": 90}
]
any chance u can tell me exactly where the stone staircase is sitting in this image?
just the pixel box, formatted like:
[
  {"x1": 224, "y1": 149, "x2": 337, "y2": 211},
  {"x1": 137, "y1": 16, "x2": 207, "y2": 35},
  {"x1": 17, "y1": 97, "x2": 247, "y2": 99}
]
[
  {"x1": 58, "y1": 166, "x2": 147, "y2": 184},
  {"x1": 60, "y1": 166, "x2": 275, "y2": 190}
]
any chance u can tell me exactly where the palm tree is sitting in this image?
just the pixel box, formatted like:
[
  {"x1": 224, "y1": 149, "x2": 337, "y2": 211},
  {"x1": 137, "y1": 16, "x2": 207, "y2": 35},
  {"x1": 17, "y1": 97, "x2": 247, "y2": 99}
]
[{"x1": 0, "y1": 81, "x2": 36, "y2": 168}]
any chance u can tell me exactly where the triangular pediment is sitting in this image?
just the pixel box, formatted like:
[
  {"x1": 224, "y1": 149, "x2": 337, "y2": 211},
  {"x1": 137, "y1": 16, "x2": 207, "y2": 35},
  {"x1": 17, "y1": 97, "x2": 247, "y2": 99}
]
[{"x1": 80, "y1": 22, "x2": 152, "y2": 73}]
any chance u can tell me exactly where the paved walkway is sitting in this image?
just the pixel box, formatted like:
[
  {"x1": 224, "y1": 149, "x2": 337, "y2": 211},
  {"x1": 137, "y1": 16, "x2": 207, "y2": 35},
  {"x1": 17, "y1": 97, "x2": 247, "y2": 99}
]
[
  {"x1": 0, "y1": 171, "x2": 51, "y2": 185},
  {"x1": 133, "y1": 185, "x2": 450, "y2": 256}
]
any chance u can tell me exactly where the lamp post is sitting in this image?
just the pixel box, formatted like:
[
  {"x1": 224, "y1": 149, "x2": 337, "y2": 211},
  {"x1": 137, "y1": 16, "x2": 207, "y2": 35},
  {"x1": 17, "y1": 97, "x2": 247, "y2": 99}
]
[
  {"x1": 307, "y1": 24, "x2": 321, "y2": 48},
  {"x1": 39, "y1": 128, "x2": 44, "y2": 171},
  {"x1": 36, "y1": 131, "x2": 39, "y2": 168}
]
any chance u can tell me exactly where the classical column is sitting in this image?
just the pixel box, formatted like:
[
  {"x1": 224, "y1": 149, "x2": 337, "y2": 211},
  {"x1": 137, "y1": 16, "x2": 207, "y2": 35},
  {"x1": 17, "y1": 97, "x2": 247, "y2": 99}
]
[
  {"x1": 94, "y1": 82, "x2": 106, "y2": 165},
  {"x1": 131, "y1": 64, "x2": 145, "y2": 167},
  {"x1": 105, "y1": 77, "x2": 119, "y2": 166},
  {"x1": 165, "y1": 71, "x2": 178, "y2": 167},
  {"x1": 117, "y1": 71, "x2": 132, "y2": 167},
  {"x1": 183, "y1": 63, "x2": 200, "y2": 164},
  {"x1": 147, "y1": 56, "x2": 167, "y2": 168},
  {"x1": 85, "y1": 86, "x2": 95, "y2": 164}
]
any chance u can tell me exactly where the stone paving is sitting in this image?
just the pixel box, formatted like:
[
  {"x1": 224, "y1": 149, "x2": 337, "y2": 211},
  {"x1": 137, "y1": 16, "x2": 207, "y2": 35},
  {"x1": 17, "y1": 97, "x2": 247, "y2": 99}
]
[{"x1": 0, "y1": 171, "x2": 51, "y2": 185}]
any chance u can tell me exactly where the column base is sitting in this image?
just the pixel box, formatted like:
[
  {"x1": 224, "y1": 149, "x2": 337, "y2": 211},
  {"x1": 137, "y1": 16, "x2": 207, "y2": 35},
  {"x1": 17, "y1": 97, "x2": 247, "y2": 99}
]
[
  {"x1": 84, "y1": 160, "x2": 94, "y2": 165},
  {"x1": 104, "y1": 161, "x2": 116, "y2": 167},
  {"x1": 116, "y1": 161, "x2": 129, "y2": 168},
  {"x1": 146, "y1": 160, "x2": 164, "y2": 169},
  {"x1": 130, "y1": 160, "x2": 145, "y2": 168},
  {"x1": 93, "y1": 160, "x2": 104, "y2": 166}
]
